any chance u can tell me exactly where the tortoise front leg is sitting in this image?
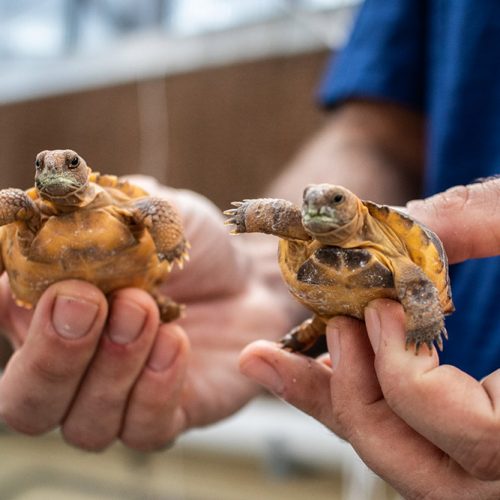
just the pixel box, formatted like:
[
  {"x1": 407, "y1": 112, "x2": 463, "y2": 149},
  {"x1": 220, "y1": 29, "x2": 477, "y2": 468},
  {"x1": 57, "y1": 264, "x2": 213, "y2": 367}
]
[
  {"x1": 131, "y1": 197, "x2": 189, "y2": 268},
  {"x1": 392, "y1": 258, "x2": 446, "y2": 354},
  {"x1": 280, "y1": 314, "x2": 326, "y2": 352},
  {"x1": 0, "y1": 189, "x2": 41, "y2": 253},
  {"x1": 224, "y1": 198, "x2": 311, "y2": 240},
  {"x1": 0, "y1": 189, "x2": 41, "y2": 230}
]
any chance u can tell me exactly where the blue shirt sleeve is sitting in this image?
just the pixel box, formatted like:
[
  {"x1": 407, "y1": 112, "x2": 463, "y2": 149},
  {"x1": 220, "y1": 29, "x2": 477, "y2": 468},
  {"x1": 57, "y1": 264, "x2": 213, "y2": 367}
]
[{"x1": 319, "y1": 0, "x2": 426, "y2": 111}]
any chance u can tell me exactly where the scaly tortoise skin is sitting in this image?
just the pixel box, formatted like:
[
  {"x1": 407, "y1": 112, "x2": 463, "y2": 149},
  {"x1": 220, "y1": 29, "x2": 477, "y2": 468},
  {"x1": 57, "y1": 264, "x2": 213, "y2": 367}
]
[
  {"x1": 226, "y1": 184, "x2": 454, "y2": 354},
  {"x1": 0, "y1": 149, "x2": 189, "y2": 322}
]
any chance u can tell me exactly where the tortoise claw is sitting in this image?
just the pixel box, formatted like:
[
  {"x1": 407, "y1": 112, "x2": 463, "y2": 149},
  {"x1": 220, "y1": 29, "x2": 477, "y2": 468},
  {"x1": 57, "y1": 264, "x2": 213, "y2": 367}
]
[
  {"x1": 223, "y1": 202, "x2": 247, "y2": 234},
  {"x1": 441, "y1": 327, "x2": 448, "y2": 340},
  {"x1": 405, "y1": 323, "x2": 447, "y2": 355},
  {"x1": 280, "y1": 332, "x2": 307, "y2": 352},
  {"x1": 436, "y1": 332, "x2": 444, "y2": 352},
  {"x1": 224, "y1": 215, "x2": 237, "y2": 225},
  {"x1": 223, "y1": 208, "x2": 237, "y2": 217}
]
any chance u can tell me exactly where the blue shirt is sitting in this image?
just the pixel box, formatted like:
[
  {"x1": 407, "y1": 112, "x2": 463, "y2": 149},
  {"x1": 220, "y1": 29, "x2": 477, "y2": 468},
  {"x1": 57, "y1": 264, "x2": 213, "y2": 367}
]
[{"x1": 319, "y1": 0, "x2": 500, "y2": 379}]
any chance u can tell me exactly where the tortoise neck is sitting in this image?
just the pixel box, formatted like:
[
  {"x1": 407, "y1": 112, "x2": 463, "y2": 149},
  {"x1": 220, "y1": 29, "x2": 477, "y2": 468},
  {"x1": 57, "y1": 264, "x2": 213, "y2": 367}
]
[
  {"x1": 41, "y1": 181, "x2": 96, "y2": 213},
  {"x1": 314, "y1": 200, "x2": 368, "y2": 246}
]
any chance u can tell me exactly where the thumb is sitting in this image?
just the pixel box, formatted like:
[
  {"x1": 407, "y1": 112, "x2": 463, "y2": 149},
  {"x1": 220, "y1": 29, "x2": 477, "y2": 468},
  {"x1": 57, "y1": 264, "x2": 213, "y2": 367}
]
[
  {"x1": 407, "y1": 178, "x2": 500, "y2": 264},
  {"x1": 239, "y1": 340, "x2": 333, "y2": 424}
]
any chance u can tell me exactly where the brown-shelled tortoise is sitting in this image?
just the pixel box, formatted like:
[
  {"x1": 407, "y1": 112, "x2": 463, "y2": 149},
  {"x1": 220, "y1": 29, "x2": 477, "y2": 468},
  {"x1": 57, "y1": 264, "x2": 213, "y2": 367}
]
[
  {"x1": 225, "y1": 184, "x2": 454, "y2": 354},
  {"x1": 0, "y1": 149, "x2": 188, "y2": 321}
]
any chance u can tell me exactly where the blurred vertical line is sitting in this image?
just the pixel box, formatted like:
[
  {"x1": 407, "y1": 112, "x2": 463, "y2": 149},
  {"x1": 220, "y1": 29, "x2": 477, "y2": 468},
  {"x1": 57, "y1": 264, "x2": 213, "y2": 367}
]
[
  {"x1": 157, "y1": 0, "x2": 174, "y2": 30},
  {"x1": 64, "y1": 0, "x2": 84, "y2": 54},
  {"x1": 279, "y1": 4, "x2": 336, "y2": 50},
  {"x1": 135, "y1": 77, "x2": 170, "y2": 184},
  {"x1": 0, "y1": 0, "x2": 5, "y2": 60}
]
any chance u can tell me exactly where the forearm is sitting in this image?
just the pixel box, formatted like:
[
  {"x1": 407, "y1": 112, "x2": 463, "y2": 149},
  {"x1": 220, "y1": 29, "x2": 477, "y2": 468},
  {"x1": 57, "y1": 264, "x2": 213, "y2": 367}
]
[{"x1": 267, "y1": 100, "x2": 425, "y2": 205}]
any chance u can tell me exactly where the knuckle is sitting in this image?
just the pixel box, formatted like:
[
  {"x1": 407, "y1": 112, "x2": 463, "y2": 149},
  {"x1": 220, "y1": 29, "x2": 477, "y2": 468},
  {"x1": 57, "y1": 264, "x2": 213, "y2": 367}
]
[
  {"x1": 80, "y1": 391, "x2": 126, "y2": 419},
  {"x1": 120, "y1": 408, "x2": 185, "y2": 451},
  {"x1": 0, "y1": 405, "x2": 50, "y2": 436},
  {"x1": 29, "y1": 356, "x2": 79, "y2": 385},
  {"x1": 465, "y1": 424, "x2": 500, "y2": 480},
  {"x1": 329, "y1": 401, "x2": 355, "y2": 440},
  {"x1": 440, "y1": 184, "x2": 470, "y2": 209},
  {"x1": 0, "y1": 386, "x2": 58, "y2": 435},
  {"x1": 62, "y1": 425, "x2": 114, "y2": 452},
  {"x1": 467, "y1": 451, "x2": 500, "y2": 481},
  {"x1": 375, "y1": 367, "x2": 414, "y2": 413},
  {"x1": 121, "y1": 429, "x2": 176, "y2": 452}
]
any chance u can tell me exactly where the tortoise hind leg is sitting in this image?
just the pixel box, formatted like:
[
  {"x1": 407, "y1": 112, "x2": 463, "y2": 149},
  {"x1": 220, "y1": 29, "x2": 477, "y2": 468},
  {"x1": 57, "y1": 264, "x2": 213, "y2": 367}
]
[
  {"x1": 393, "y1": 258, "x2": 446, "y2": 354},
  {"x1": 131, "y1": 197, "x2": 189, "y2": 268},
  {"x1": 152, "y1": 291, "x2": 184, "y2": 323},
  {"x1": 280, "y1": 314, "x2": 326, "y2": 353}
]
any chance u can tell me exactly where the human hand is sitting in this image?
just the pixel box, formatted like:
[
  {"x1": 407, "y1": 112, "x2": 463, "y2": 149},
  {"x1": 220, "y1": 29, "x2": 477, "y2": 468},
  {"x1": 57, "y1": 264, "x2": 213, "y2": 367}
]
[
  {"x1": 0, "y1": 180, "x2": 289, "y2": 451},
  {"x1": 240, "y1": 179, "x2": 500, "y2": 498}
]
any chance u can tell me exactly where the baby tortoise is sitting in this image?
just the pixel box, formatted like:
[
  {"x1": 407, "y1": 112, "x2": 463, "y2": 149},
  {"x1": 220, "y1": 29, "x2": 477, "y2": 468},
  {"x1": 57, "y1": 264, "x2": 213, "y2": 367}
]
[
  {"x1": 226, "y1": 184, "x2": 454, "y2": 354},
  {"x1": 0, "y1": 149, "x2": 188, "y2": 322}
]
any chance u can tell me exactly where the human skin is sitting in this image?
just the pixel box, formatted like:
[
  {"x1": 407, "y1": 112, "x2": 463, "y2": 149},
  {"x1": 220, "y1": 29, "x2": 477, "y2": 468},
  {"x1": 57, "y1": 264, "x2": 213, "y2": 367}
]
[
  {"x1": 0, "y1": 183, "x2": 289, "y2": 451},
  {"x1": 240, "y1": 179, "x2": 500, "y2": 499}
]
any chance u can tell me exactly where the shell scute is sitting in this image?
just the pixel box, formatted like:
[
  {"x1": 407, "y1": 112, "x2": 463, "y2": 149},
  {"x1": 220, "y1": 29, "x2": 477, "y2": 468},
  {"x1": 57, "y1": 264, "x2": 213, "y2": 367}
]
[{"x1": 365, "y1": 201, "x2": 453, "y2": 314}]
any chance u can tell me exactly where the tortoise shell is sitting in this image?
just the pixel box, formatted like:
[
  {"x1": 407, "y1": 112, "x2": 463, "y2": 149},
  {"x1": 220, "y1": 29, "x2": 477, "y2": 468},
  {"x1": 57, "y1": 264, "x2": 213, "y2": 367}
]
[{"x1": 279, "y1": 201, "x2": 453, "y2": 322}]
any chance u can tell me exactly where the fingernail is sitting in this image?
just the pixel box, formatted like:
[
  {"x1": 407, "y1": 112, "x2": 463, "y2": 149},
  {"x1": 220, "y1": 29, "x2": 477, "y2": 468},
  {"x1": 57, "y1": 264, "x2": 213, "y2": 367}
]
[
  {"x1": 365, "y1": 306, "x2": 381, "y2": 353},
  {"x1": 147, "y1": 330, "x2": 181, "y2": 372},
  {"x1": 327, "y1": 327, "x2": 341, "y2": 369},
  {"x1": 241, "y1": 357, "x2": 284, "y2": 396},
  {"x1": 108, "y1": 299, "x2": 147, "y2": 344},
  {"x1": 53, "y1": 295, "x2": 99, "y2": 339}
]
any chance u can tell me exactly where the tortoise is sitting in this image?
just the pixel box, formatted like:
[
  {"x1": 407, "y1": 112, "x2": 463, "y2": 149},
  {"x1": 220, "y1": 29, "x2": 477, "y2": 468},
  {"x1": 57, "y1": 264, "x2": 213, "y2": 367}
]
[
  {"x1": 0, "y1": 149, "x2": 188, "y2": 322},
  {"x1": 225, "y1": 184, "x2": 454, "y2": 354}
]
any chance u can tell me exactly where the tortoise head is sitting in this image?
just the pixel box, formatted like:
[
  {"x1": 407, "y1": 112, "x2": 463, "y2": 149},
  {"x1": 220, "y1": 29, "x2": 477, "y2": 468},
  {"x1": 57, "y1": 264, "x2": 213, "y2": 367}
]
[
  {"x1": 301, "y1": 184, "x2": 363, "y2": 244},
  {"x1": 34, "y1": 150, "x2": 91, "y2": 205}
]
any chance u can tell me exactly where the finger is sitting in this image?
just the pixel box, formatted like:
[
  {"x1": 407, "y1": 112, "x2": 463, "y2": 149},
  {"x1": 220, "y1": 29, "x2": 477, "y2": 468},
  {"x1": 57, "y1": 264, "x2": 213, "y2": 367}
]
[
  {"x1": 0, "y1": 280, "x2": 108, "y2": 434},
  {"x1": 481, "y1": 368, "x2": 500, "y2": 401},
  {"x1": 120, "y1": 324, "x2": 190, "y2": 451},
  {"x1": 366, "y1": 299, "x2": 500, "y2": 480},
  {"x1": 61, "y1": 288, "x2": 160, "y2": 451},
  {"x1": 407, "y1": 179, "x2": 500, "y2": 263},
  {"x1": 0, "y1": 273, "x2": 32, "y2": 347},
  {"x1": 328, "y1": 316, "x2": 382, "y2": 407},
  {"x1": 241, "y1": 316, "x2": 383, "y2": 438},
  {"x1": 327, "y1": 315, "x2": 478, "y2": 499},
  {"x1": 239, "y1": 340, "x2": 335, "y2": 428}
]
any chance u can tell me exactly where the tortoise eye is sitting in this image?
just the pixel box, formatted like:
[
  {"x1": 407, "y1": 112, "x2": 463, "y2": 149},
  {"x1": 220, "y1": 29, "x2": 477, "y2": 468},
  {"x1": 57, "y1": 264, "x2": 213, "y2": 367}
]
[
  {"x1": 69, "y1": 156, "x2": 80, "y2": 168},
  {"x1": 333, "y1": 194, "x2": 344, "y2": 204}
]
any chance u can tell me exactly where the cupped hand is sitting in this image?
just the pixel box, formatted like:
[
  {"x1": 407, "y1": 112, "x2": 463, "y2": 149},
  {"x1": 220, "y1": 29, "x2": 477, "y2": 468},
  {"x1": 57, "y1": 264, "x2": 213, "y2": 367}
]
[
  {"x1": 0, "y1": 179, "x2": 289, "y2": 451},
  {"x1": 241, "y1": 178, "x2": 500, "y2": 499}
]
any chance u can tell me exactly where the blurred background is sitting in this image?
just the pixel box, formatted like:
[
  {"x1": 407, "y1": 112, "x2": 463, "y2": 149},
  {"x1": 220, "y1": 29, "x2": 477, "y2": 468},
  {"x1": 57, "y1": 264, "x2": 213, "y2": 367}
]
[
  {"x1": 0, "y1": 1, "x2": 400, "y2": 499},
  {"x1": 0, "y1": 0, "x2": 356, "y2": 207}
]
